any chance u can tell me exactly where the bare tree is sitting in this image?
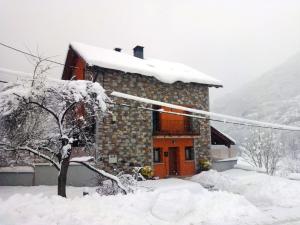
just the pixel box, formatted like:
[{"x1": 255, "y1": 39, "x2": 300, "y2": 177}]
[
  {"x1": 241, "y1": 128, "x2": 283, "y2": 175},
  {"x1": 0, "y1": 58, "x2": 130, "y2": 197}
]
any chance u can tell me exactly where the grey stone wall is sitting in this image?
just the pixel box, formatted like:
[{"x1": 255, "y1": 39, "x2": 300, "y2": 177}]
[{"x1": 87, "y1": 68, "x2": 211, "y2": 173}]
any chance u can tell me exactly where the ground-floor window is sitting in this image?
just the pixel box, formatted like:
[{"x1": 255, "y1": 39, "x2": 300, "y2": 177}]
[
  {"x1": 185, "y1": 146, "x2": 194, "y2": 160},
  {"x1": 153, "y1": 148, "x2": 162, "y2": 163}
]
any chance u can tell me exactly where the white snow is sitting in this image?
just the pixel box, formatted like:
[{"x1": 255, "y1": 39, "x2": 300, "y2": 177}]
[
  {"x1": 70, "y1": 156, "x2": 94, "y2": 162},
  {"x1": 70, "y1": 42, "x2": 222, "y2": 86},
  {"x1": 234, "y1": 164, "x2": 266, "y2": 172},
  {"x1": 217, "y1": 130, "x2": 237, "y2": 144},
  {"x1": 0, "y1": 178, "x2": 271, "y2": 225},
  {"x1": 111, "y1": 91, "x2": 300, "y2": 131},
  {"x1": 0, "y1": 67, "x2": 32, "y2": 83},
  {"x1": 191, "y1": 169, "x2": 300, "y2": 223},
  {"x1": 62, "y1": 144, "x2": 72, "y2": 158},
  {"x1": 217, "y1": 157, "x2": 238, "y2": 162},
  {"x1": 0, "y1": 78, "x2": 108, "y2": 117},
  {"x1": 288, "y1": 173, "x2": 300, "y2": 180}
]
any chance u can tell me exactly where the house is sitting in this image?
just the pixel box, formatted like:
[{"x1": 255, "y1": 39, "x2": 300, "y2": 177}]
[
  {"x1": 210, "y1": 126, "x2": 238, "y2": 171},
  {"x1": 62, "y1": 42, "x2": 226, "y2": 178},
  {"x1": 210, "y1": 126, "x2": 237, "y2": 160}
]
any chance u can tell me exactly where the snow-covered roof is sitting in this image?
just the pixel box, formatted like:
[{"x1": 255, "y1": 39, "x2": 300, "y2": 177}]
[
  {"x1": 70, "y1": 42, "x2": 222, "y2": 87},
  {"x1": 214, "y1": 128, "x2": 237, "y2": 144}
]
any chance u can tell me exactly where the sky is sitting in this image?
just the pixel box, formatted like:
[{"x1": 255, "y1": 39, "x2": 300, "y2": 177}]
[{"x1": 1, "y1": 0, "x2": 300, "y2": 100}]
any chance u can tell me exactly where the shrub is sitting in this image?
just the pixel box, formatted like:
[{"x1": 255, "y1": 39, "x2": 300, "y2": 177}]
[
  {"x1": 140, "y1": 166, "x2": 154, "y2": 179},
  {"x1": 199, "y1": 158, "x2": 211, "y2": 171}
]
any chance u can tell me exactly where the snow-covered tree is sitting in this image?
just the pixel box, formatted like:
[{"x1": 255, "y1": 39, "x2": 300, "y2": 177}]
[
  {"x1": 278, "y1": 135, "x2": 300, "y2": 175},
  {"x1": 0, "y1": 61, "x2": 129, "y2": 197},
  {"x1": 241, "y1": 128, "x2": 283, "y2": 175}
]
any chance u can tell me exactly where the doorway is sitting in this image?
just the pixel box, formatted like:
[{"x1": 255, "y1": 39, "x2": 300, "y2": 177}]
[{"x1": 168, "y1": 147, "x2": 178, "y2": 175}]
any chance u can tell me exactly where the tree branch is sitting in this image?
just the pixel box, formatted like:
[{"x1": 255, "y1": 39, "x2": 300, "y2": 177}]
[
  {"x1": 69, "y1": 160, "x2": 129, "y2": 194},
  {"x1": 26, "y1": 100, "x2": 62, "y2": 136},
  {"x1": 60, "y1": 101, "x2": 78, "y2": 125},
  {"x1": 2, "y1": 144, "x2": 60, "y2": 171}
]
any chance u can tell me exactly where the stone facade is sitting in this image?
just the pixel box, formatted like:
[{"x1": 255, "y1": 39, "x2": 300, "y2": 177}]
[{"x1": 86, "y1": 67, "x2": 211, "y2": 174}]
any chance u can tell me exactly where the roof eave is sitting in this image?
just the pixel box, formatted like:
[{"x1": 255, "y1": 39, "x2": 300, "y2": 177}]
[
  {"x1": 208, "y1": 84, "x2": 223, "y2": 88},
  {"x1": 88, "y1": 64, "x2": 223, "y2": 87}
]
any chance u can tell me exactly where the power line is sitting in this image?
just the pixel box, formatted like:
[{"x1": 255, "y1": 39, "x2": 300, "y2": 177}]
[
  {"x1": 109, "y1": 92, "x2": 300, "y2": 132},
  {"x1": 0, "y1": 41, "x2": 75, "y2": 68},
  {"x1": 1, "y1": 46, "x2": 298, "y2": 132},
  {"x1": 108, "y1": 101, "x2": 300, "y2": 132}
]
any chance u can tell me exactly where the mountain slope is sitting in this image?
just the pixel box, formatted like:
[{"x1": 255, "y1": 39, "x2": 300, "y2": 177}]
[{"x1": 211, "y1": 52, "x2": 300, "y2": 147}]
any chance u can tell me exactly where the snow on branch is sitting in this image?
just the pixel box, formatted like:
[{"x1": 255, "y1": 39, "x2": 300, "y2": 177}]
[
  {"x1": 0, "y1": 65, "x2": 110, "y2": 197},
  {"x1": 70, "y1": 160, "x2": 130, "y2": 194},
  {"x1": 0, "y1": 79, "x2": 109, "y2": 116},
  {"x1": 1, "y1": 144, "x2": 60, "y2": 170},
  {"x1": 70, "y1": 156, "x2": 94, "y2": 162}
]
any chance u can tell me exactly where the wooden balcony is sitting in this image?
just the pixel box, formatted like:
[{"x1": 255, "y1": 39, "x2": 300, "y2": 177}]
[{"x1": 153, "y1": 119, "x2": 199, "y2": 136}]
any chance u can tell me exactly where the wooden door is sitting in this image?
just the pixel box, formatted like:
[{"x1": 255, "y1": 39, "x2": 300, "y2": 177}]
[{"x1": 168, "y1": 147, "x2": 178, "y2": 175}]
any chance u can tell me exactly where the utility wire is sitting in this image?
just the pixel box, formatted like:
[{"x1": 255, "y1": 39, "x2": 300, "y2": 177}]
[
  {"x1": 107, "y1": 101, "x2": 300, "y2": 132},
  {"x1": 110, "y1": 91, "x2": 300, "y2": 132},
  {"x1": 0, "y1": 41, "x2": 75, "y2": 68},
  {"x1": 0, "y1": 42, "x2": 298, "y2": 132}
]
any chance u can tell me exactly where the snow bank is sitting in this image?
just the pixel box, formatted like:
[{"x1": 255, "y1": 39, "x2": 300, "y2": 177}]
[
  {"x1": 191, "y1": 169, "x2": 300, "y2": 208},
  {"x1": 234, "y1": 164, "x2": 266, "y2": 173},
  {"x1": 191, "y1": 170, "x2": 235, "y2": 190},
  {"x1": 288, "y1": 173, "x2": 300, "y2": 181},
  {"x1": 0, "y1": 178, "x2": 270, "y2": 225},
  {"x1": 70, "y1": 42, "x2": 222, "y2": 86},
  {"x1": 151, "y1": 189, "x2": 194, "y2": 221}
]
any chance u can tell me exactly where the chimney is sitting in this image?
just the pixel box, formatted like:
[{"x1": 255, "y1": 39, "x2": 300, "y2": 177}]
[
  {"x1": 114, "y1": 47, "x2": 122, "y2": 52},
  {"x1": 133, "y1": 45, "x2": 144, "y2": 59}
]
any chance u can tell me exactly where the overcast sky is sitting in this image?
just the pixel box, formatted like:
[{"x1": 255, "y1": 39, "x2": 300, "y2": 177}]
[{"x1": 1, "y1": 0, "x2": 300, "y2": 100}]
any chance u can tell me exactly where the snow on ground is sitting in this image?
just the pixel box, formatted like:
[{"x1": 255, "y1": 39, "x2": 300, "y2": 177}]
[
  {"x1": 191, "y1": 169, "x2": 300, "y2": 223},
  {"x1": 0, "y1": 178, "x2": 270, "y2": 225},
  {"x1": 288, "y1": 173, "x2": 300, "y2": 181}
]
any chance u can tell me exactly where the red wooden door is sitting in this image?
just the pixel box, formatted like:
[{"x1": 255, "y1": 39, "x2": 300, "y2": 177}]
[{"x1": 168, "y1": 147, "x2": 178, "y2": 175}]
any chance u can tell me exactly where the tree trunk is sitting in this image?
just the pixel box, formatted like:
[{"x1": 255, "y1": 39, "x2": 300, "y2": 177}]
[{"x1": 58, "y1": 157, "x2": 70, "y2": 197}]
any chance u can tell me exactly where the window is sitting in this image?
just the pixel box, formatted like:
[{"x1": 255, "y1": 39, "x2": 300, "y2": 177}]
[
  {"x1": 152, "y1": 106, "x2": 161, "y2": 133},
  {"x1": 153, "y1": 148, "x2": 162, "y2": 163},
  {"x1": 185, "y1": 146, "x2": 194, "y2": 160}
]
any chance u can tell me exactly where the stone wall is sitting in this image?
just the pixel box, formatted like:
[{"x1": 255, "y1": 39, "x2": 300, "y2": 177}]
[{"x1": 87, "y1": 67, "x2": 211, "y2": 174}]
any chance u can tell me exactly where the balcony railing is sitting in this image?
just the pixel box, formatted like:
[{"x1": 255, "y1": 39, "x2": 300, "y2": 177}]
[{"x1": 153, "y1": 119, "x2": 199, "y2": 136}]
